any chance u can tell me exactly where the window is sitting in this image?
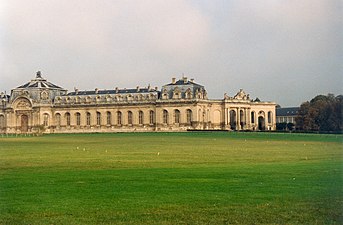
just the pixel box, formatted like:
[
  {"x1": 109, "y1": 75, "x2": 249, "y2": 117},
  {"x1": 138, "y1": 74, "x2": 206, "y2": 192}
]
[
  {"x1": 174, "y1": 109, "x2": 180, "y2": 124},
  {"x1": 163, "y1": 110, "x2": 168, "y2": 124},
  {"x1": 0, "y1": 115, "x2": 5, "y2": 129},
  {"x1": 139, "y1": 111, "x2": 144, "y2": 125},
  {"x1": 43, "y1": 113, "x2": 49, "y2": 126},
  {"x1": 65, "y1": 113, "x2": 71, "y2": 126},
  {"x1": 186, "y1": 109, "x2": 192, "y2": 124},
  {"x1": 86, "y1": 112, "x2": 91, "y2": 126},
  {"x1": 251, "y1": 111, "x2": 255, "y2": 124},
  {"x1": 149, "y1": 110, "x2": 155, "y2": 124},
  {"x1": 97, "y1": 112, "x2": 101, "y2": 125},
  {"x1": 55, "y1": 113, "x2": 61, "y2": 126},
  {"x1": 76, "y1": 113, "x2": 81, "y2": 126},
  {"x1": 107, "y1": 112, "x2": 112, "y2": 125},
  {"x1": 128, "y1": 111, "x2": 133, "y2": 125},
  {"x1": 117, "y1": 111, "x2": 122, "y2": 125}
]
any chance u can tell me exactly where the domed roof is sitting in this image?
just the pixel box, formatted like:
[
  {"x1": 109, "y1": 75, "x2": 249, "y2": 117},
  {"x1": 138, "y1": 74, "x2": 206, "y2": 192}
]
[{"x1": 16, "y1": 71, "x2": 64, "y2": 89}]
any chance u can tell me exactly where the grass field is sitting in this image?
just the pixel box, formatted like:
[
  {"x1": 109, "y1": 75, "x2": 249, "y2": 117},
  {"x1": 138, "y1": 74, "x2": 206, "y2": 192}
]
[{"x1": 0, "y1": 132, "x2": 342, "y2": 224}]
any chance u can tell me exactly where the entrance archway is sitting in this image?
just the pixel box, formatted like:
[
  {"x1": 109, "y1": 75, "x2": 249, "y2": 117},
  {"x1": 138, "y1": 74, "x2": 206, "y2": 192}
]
[
  {"x1": 229, "y1": 110, "x2": 236, "y2": 130},
  {"x1": 258, "y1": 116, "x2": 265, "y2": 131},
  {"x1": 21, "y1": 115, "x2": 28, "y2": 132}
]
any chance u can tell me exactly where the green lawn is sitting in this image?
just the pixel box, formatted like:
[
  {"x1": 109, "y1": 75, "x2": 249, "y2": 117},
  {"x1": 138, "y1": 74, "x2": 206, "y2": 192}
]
[{"x1": 0, "y1": 132, "x2": 342, "y2": 224}]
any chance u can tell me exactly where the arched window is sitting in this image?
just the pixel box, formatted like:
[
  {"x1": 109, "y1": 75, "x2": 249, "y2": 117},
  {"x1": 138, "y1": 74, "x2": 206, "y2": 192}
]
[
  {"x1": 174, "y1": 109, "x2": 180, "y2": 124},
  {"x1": 86, "y1": 112, "x2": 91, "y2": 126},
  {"x1": 117, "y1": 111, "x2": 122, "y2": 125},
  {"x1": 97, "y1": 112, "x2": 101, "y2": 125},
  {"x1": 139, "y1": 111, "x2": 144, "y2": 125},
  {"x1": 251, "y1": 111, "x2": 255, "y2": 124},
  {"x1": 55, "y1": 113, "x2": 61, "y2": 127},
  {"x1": 149, "y1": 110, "x2": 155, "y2": 124},
  {"x1": 128, "y1": 111, "x2": 133, "y2": 125},
  {"x1": 107, "y1": 111, "x2": 112, "y2": 125},
  {"x1": 163, "y1": 110, "x2": 169, "y2": 124},
  {"x1": 186, "y1": 109, "x2": 192, "y2": 124},
  {"x1": 43, "y1": 113, "x2": 49, "y2": 127},
  {"x1": 76, "y1": 112, "x2": 81, "y2": 126},
  {"x1": 268, "y1": 111, "x2": 272, "y2": 124},
  {"x1": 0, "y1": 115, "x2": 5, "y2": 129},
  {"x1": 65, "y1": 113, "x2": 71, "y2": 126}
]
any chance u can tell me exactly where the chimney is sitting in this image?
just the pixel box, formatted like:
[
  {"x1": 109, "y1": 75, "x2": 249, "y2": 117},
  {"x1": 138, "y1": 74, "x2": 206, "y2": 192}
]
[
  {"x1": 172, "y1": 78, "x2": 176, "y2": 84},
  {"x1": 115, "y1": 87, "x2": 119, "y2": 93},
  {"x1": 183, "y1": 77, "x2": 188, "y2": 83},
  {"x1": 155, "y1": 86, "x2": 158, "y2": 91},
  {"x1": 95, "y1": 88, "x2": 99, "y2": 94},
  {"x1": 136, "y1": 86, "x2": 140, "y2": 92},
  {"x1": 190, "y1": 78, "x2": 194, "y2": 83},
  {"x1": 148, "y1": 84, "x2": 151, "y2": 91}
]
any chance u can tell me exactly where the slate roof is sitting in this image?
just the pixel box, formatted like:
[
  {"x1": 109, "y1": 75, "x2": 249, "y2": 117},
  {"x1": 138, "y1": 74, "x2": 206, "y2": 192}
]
[
  {"x1": 17, "y1": 80, "x2": 63, "y2": 89},
  {"x1": 165, "y1": 79, "x2": 204, "y2": 88},
  {"x1": 16, "y1": 72, "x2": 64, "y2": 89},
  {"x1": 66, "y1": 88, "x2": 159, "y2": 96},
  {"x1": 276, "y1": 107, "x2": 300, "y2": 116}
]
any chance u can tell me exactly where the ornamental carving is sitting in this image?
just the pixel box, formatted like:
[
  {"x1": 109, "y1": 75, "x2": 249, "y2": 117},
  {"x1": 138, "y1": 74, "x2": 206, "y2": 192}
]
[
  {"x1": 40, "y1": 91, "x2": 49, "y2": 100},
  {"x1": 16, "y1": 99, "x2": 31, "y2": 109},
  {"x1": 234, "y1": 89, "x2": 250, "y2": 100}
]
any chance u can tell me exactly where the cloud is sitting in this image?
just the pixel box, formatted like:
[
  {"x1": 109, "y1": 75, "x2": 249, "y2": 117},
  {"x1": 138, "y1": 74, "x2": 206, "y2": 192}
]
[{"x1": 0, "y1": 0, "x2": 341, "y2": 106}]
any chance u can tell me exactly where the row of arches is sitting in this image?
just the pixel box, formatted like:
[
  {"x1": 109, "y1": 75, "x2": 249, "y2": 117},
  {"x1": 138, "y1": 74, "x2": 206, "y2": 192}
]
[
  {"x1": 229, "y1": 110, "x2": 273, "y2": 130},
  {"x1": 47, "y1": 109, "x2": 193, "y2": 127}
]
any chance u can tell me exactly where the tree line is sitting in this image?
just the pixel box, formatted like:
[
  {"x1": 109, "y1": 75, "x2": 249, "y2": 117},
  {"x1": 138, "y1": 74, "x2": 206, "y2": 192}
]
[{"x1": 296, "y1": 94, "x2": 342, "y2": 132}]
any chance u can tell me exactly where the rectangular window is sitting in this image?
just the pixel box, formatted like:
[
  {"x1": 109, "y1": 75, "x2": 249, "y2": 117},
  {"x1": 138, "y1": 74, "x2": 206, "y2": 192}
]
[
  {"x1": 87, "y1": 113, "x2": 91, "y2": 126},
  {"x1": 97, "y1": 112, "x2": 101, "y2": 126},
  {"x1": 107, "y1": 112, "x2": 112, "y2": 125},
  {"x1": 149, "y1": 111, "x2": 155, "y2": 124},
  {"x1": 139, "y1": 111, "x2": 143, "y2": 125}
]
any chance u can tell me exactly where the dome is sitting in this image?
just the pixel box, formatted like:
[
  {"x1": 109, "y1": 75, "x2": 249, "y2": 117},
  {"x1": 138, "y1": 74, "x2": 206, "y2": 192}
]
[{"x1": 16, "y1": 71, "x2": 64, "y2": 89}]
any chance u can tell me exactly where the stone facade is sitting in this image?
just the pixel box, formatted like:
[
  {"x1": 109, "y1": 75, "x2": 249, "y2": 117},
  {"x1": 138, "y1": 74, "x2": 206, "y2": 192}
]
[{"x1": 0, "y1": 72, "x2": 276, "y2": 134}]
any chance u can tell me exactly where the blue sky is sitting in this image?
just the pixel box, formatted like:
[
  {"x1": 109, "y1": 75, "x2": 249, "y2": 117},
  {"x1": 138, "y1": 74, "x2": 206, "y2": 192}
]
[{"x1": 0, "y1": 0, "x2": 342, "y2": 106}]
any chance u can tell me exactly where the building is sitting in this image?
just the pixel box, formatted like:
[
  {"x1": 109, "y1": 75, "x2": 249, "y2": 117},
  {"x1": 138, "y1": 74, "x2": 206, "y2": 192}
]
[
  {"x1": 0, "y1": 72, "x2": 276, "y2": 134},
  {"x1": 276, "y1": 107, "x2": 299, "y2": 124}
]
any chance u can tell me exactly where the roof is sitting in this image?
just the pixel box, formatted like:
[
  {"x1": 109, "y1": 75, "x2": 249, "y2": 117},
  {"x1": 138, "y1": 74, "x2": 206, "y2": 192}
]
[
  {"x1": 276, "y1": 107, "x2": 300, "y2": 116},
  {"x1": 66, "y1": 88, "x2": 159, "y2": 96},
  {"x1": 16, "y1": 71, "x2": 64, "y2": 89},
  {"x1": 165, "y1": 79, "x2": 204, "y2": 87}
]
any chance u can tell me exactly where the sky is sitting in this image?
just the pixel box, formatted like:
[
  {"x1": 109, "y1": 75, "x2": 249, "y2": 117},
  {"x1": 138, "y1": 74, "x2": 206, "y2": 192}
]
[{"x1": 0, "y1": 0, "x2": 342, "y2": 107}]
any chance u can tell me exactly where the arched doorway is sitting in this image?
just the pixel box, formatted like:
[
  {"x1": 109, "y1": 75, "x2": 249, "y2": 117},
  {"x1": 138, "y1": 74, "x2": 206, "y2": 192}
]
[
  {"x1": 229, "y1": 110, "x2": 236, "y2": 130},
  {"x1": 21, "y1": 115, "x2": 29, "y2": 132},
  {"x1": 258, "y1": 116, "x2": 265, "y2": 131}
]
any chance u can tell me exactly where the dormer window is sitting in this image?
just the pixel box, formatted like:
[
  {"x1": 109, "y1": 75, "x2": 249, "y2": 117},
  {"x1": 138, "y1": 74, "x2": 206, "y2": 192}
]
[{"x1": 172, "y1": 87, "x2": 181, "y2": 99}]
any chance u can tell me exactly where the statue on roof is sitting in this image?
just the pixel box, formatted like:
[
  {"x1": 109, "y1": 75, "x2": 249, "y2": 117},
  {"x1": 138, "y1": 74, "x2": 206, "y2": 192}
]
[
  {"x1": 36, "y1": 71, "x2": 42, "y2": 78},
  {"x1": 234, "y1": 89, "x2": 249, "y2": 100}
]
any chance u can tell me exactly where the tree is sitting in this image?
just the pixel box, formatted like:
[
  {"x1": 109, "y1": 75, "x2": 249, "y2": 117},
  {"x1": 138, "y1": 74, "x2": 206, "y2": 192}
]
[{"x1": 296, "y1": 94, "x2": 343, "y2": 132}]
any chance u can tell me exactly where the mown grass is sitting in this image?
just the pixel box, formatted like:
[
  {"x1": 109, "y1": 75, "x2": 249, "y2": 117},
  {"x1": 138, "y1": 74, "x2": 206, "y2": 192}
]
[{"x1": 0, "y1": 132, "x2": 342, "y2": 224}]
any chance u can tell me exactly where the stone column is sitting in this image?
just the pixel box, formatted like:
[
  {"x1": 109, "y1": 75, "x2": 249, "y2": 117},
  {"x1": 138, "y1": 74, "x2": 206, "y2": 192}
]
[
  {"x1": 246, "y1": 108, "x2": 251, "y2": 129},
  {"x1": 226, "y1": 108, "x2": 230, "y2": 130},
  {"x1": 236, "y1": 107, "x2": 240, "y2": 131}
]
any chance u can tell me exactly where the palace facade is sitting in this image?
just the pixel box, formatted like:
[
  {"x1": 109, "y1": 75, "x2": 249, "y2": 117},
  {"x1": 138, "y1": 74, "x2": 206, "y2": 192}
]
[{"x1": 0, "y1": 72, "x2": 276, "y2": 134}]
